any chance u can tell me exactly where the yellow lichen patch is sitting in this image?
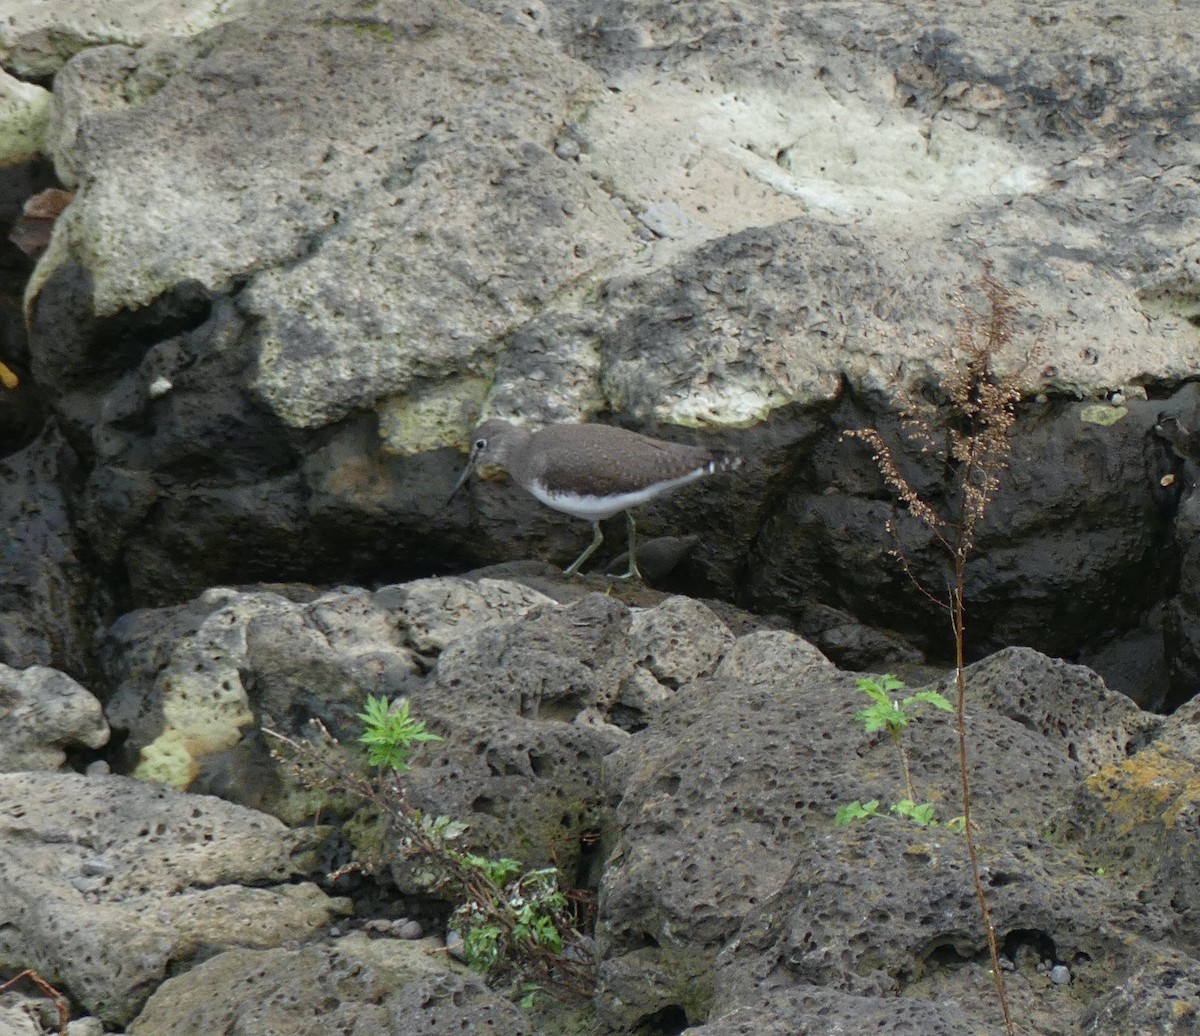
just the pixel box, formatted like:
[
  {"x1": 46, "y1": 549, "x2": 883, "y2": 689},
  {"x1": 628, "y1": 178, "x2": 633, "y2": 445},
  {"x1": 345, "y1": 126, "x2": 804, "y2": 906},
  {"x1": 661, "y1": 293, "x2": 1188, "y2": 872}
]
[
  {"x1": 1079, "y1": 403, "x2": 1127, "y2": 426},
  {"x1": 377, "y1": 376, "x2": 491, "y2": 457},
  {"x1": 134, "y1": 730, "x2": 201, "y2": 789},
  {"x1": 1085, "y1": 743, "x2": 1200, "y2": 834},
  {"x1": 133, "y1": 668, "x2": 256, "y2": 788}
]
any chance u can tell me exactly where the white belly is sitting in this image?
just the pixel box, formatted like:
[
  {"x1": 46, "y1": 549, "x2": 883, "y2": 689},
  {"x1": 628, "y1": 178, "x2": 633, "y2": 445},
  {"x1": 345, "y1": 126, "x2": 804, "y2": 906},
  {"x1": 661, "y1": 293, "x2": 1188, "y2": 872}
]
[{"x1": 528, "y1": 467, "x2": 711, "y2": 521}]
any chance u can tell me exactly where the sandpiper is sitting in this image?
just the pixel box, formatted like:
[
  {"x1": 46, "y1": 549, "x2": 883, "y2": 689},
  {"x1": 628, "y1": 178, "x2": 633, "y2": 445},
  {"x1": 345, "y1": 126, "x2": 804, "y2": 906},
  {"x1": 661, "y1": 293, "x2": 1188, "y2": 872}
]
[{"x1": 450, "y1": 419, "x2": 740, "y2": 579}]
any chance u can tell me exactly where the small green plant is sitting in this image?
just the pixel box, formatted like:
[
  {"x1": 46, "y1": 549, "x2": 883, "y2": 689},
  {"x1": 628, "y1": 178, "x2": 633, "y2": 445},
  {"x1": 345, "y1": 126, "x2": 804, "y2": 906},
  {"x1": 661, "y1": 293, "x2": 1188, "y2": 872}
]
[
  {"x1": 267, "y1": 707, "x2": 593, "y2": 1001},
  {"x1": 836, "y1": 675, "x2": 952, "y2": 826},
  {"x1": 517, "y1": 983, "x2": 543, "y2": 1009},
  {"x1": 452, "y1": 851, "x2": 524, "y2": 887},
  {"x1": 356, "y1": 695, "x2": 443, "y2": 771},
  {"x1": 835, "y1": 799, "x2": 884, "y2": 825},
  {"x1": 854, "y1": 674, "x2": 952, "y2": 805},
  {"x1": 836, "y1": 797, "x2": 963, "y2": 828},
  {"x1": 454, "y1": 866, "x2": 570, "y2": 972}
]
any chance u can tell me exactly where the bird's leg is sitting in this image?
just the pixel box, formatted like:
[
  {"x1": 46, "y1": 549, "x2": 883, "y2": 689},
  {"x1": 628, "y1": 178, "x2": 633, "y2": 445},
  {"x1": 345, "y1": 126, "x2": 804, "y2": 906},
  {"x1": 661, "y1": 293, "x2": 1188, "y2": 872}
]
[
  {"x1": 617, "y1": 511, "x2": 642, "y2": 581},
  {"x1": 564, "y1": 520, "x2": 604, "y2": 576}
]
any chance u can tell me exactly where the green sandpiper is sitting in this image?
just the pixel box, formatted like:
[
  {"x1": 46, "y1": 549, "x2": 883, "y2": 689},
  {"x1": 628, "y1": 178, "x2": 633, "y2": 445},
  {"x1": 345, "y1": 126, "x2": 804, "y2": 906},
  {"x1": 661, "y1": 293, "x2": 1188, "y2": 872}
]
[{"x1": 450, "y1": 419, "x2": 740, "y2": 580}]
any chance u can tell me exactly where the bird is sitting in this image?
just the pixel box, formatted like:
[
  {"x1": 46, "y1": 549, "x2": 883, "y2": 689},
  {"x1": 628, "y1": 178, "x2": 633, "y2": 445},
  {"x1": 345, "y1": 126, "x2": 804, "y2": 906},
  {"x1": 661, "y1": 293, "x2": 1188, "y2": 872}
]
[{"x1": 449, "y1": 419, "x2": 740, "y2": 580}]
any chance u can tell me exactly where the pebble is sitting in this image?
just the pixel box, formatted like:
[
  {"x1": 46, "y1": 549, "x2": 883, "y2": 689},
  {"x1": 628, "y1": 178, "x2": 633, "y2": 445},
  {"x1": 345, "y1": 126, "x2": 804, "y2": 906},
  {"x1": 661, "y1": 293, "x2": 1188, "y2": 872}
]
[
  {"x1": 394, "y1": 919, "x2": 424, "y2": 940},
  {"x1": 1049, "y1": 964, "x2": 1071, "y2": 985},
  {"x1": 147, "y1": 376, "x2": 173, "y2": 399}
]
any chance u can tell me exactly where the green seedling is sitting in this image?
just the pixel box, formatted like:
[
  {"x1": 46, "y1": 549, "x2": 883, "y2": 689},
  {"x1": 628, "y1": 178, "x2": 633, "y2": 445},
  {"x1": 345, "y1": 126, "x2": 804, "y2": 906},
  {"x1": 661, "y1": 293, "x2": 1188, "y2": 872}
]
[
  {"x1": 356, "y1": 695, "x2": 443, "y2": 771},
  {"x1": 855, "y1": 674, "x2": 952, "y2": 803},
  {"x1": 836, "y1": 798, "x2": 963, "y2": 828},
  {"x1": 838, "y1": 676, "x2": 954, "y2": 828}
]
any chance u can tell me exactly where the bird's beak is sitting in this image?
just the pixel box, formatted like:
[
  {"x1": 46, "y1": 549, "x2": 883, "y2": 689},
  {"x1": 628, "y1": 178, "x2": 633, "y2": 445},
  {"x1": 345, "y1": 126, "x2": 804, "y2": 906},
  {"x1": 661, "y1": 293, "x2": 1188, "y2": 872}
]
[{"x1": 447, "y1": 455, "x2": 475, "y2": 504}]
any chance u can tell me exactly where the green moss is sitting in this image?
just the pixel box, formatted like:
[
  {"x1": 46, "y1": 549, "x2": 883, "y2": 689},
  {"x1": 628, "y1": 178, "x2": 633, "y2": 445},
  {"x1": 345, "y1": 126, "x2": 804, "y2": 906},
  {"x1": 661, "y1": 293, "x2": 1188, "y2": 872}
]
[
  {"x1": 353, "y1": 22, "x2": 396, "y2": 42},
  {"x1": 320, "y1": 18, "x2": 397, "y2": 43}
]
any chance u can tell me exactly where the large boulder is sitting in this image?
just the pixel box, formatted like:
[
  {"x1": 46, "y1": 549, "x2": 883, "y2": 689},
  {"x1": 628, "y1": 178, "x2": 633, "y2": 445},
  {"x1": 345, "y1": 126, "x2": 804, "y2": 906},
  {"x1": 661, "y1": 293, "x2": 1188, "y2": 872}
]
[
  {"x1": 125, "y1": 936, "x2": 532, "y2": 1036},
  {"x1": 0, "y1": 662, "x2": 108, "y2": 770},
  {"x1": 0, "y1": 772, "x2": 346, "y2": 1026}
]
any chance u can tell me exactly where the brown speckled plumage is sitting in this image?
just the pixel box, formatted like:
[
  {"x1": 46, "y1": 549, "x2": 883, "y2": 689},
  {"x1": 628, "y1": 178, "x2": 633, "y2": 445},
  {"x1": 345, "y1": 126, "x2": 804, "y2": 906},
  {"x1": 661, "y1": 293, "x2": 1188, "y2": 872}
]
[
  {"x1": 474, "y1": 420, "x2": 733, "y2": 497},
  {"x1": 451, "y1": 418, "x2": 740, "y2": 579}
]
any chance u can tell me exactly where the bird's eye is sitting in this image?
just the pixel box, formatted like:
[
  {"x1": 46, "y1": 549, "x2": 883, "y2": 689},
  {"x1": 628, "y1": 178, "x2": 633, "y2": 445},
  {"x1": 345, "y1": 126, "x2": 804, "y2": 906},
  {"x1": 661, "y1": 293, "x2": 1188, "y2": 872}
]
[{"x1": 474, "y1": 438, "x2": 487, "y2": 450}]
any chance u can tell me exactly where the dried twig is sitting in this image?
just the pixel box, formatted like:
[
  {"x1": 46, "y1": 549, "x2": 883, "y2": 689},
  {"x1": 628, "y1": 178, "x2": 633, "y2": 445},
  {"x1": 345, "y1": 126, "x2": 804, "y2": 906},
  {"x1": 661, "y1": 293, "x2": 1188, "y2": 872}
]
[{"x1": 0, "y1": 969, "x2": 69, "y2": 1035}]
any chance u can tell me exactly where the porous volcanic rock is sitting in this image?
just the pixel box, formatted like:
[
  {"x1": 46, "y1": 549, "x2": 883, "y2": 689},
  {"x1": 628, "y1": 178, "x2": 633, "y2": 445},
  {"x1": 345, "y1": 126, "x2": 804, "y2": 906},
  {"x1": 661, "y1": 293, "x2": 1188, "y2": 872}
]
[
  {"x1": 0, "y1": 662, "x2": 108, "y2": 770},
  {"x1": 0, "y1": 771, "x2": 346, "y2": 1026},
  {"x1": 101, "y1": 579, "x2": 738, "y2": 887},
  {"x1": 0, "y1": 424, "x2": 94, "y2": 677},
  {"x1": 97, "y1": 577, "x2": 1200, "y2": 1033},
  {"x1": 596, "y1": 640, "x2": 1186, "y2": 1033},
  {"x1": 124, "y1": 935, "x2": 532, "y2": 1036}
]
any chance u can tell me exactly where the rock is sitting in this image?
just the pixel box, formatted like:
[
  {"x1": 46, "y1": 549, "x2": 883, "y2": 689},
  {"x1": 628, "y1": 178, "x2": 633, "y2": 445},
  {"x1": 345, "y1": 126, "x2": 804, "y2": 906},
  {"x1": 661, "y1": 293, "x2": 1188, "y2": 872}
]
[
  {"x1": 4, "y1": 572, "x2": 1197, "y2": 1032},
  {"x1": 397, "y1": 590, "x2": 636, "y2": 883},
  {"x1": 1050, "y1": 964, "x2": 1071, "y2": 985},
  {"x1": 0, "y1": 1006, "x2": 39, "y2": 1036},
  {"x1": 0, "y1": 663, "x2": 109, "y2": 771},
  {"x1": 0, "y1": 70, "x2": 50, "y2": 165},
  {"x1": 596, "y1": 644, "x2": 1180, "y2": 1032},
  {"x1": 124, "y1": 935, "x2": 531, "y2": 1036},
  {"x1": 393, "y1": 919, "x2": 423, "y2": 941},
  {"x1": 746, "y1": 389, "x2": 1179, "y2": 675},
  {"x1": 0, "y1": 425, "x2": 93, "y2": 676},
  {"x1": 31, "y1": 0, "x2": 622, "y2": 407},
  {"x1": 9, "y1": 0, "x2": 1198, "y2": 665},
  {"x1": 627, "y1": 596, "x2": 734, "y2": 689},
  {"x1": 679, "y1": 987, "x2": 974, "y2": 1035},
  {"x1": 933, "y1": 646, "x2": 1156, "y2": 773},
  {"x1": 444, "y1": 929, "x2": 465, "y2": 964},
  {"x1": 377, "y1": 577, "x2": 555, "y2": 655},
  {"x1": 102, "y1": 585, "x2": 421, "y2": 795},
  {"x1": 604, "y1": 533, "x2": 701, "y2": 584},
  {"x1": 101, "y1": 579, "x2": 642, "y2": 883},
  {"x1": 1079, "y1": 948, "x2": 1200, "y2": 1034},
  {"x1": 1070, "y1": 694, "x2": 1200, "y2": 957},
  {"x1": 0, "y1": 0, "x2": 237, "y2": 78},
  {"x1": 5, "y1": 0, "x2": 1200, "y2": 1028},
  {"x1": 0, "y1": 771, "x2": 347, "y2": 1026}
]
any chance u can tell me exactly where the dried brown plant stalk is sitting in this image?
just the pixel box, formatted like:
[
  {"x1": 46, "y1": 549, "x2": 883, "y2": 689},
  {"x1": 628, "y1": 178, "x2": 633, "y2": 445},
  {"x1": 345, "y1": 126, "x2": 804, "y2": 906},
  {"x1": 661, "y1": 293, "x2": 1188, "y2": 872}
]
[
  {"x1": 0, "y1": 969, "x2": 69, "y2": 1035},
  {"x1": 846, "y1": 262, "x2": 1037, "y2": 1036}
]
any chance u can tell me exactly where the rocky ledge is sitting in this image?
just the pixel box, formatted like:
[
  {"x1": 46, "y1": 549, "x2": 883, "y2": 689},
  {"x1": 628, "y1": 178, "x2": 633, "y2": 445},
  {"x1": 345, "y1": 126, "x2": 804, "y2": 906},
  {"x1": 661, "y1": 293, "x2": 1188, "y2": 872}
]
[{"x1": 3, "y1": 577, "x2": 1199, "y2": 1034}]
